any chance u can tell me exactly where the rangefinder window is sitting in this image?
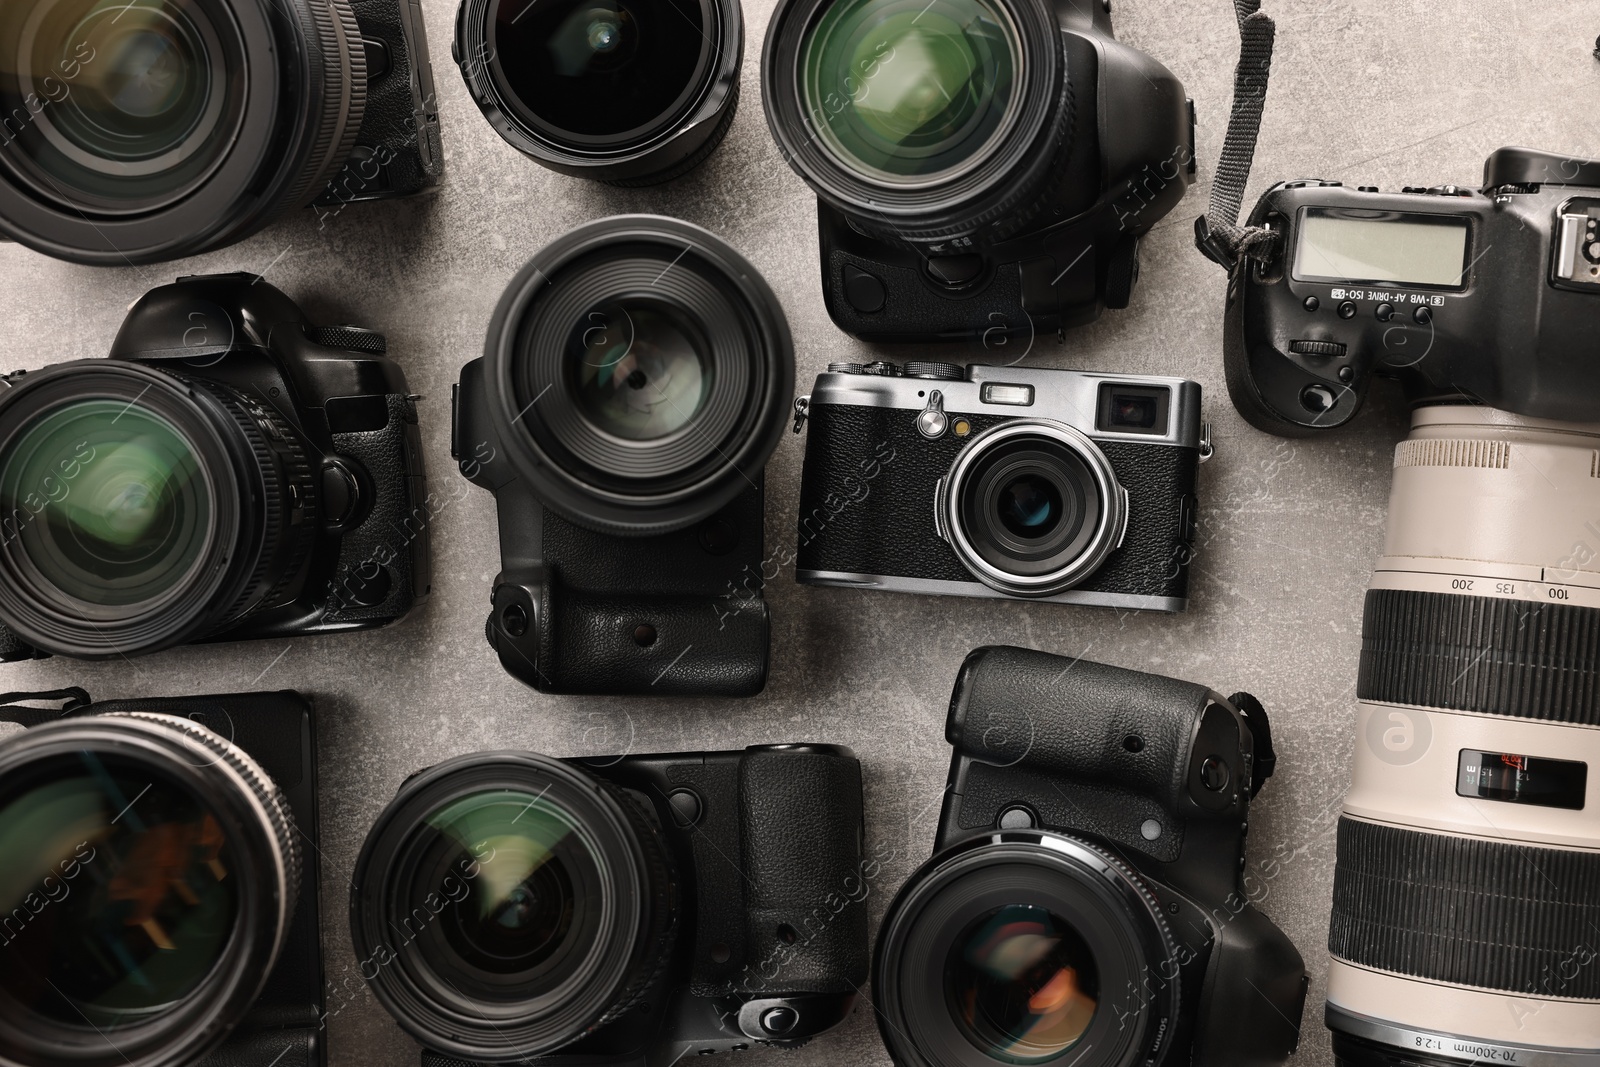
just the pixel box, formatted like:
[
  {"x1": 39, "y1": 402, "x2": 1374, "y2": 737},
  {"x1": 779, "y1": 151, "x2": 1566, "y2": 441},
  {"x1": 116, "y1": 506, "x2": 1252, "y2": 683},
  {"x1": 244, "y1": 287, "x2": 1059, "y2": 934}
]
[
  {"x1": 1456, "y1": 750, "x2": 1587, "y2": 810},
  {"x1": 1095, "y1": 384, "x2": 1169, "y2": 436},
  {"x1": 1293, "y1": 209, "x2": 1470, "y2": 288}
]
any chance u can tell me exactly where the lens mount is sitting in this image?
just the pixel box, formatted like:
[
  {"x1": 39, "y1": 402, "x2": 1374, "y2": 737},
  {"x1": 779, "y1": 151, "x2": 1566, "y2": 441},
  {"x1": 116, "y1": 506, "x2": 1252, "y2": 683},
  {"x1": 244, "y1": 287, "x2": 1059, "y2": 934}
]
[
  {"x1": 0, "y1": 360, "x2": 319, "y2": 660},
  {"x1": 0, "y1": 0, "x2": 367, "y2": 263},
  {"x1": 938, "y1": 419, "x2": 1126, "y2": 598},
  {"x1": 761, "y1": 0, "x2": 1069, "y2": 243},
  {"x1": 484, "y1": 215, "x2": 794, "y2": 537},
  {"x1": 873, "y1": 831, "x2": 1178, "y2": 1067},
  {"x1": 456, "y1": 0, "x2": 741, "y2": 184},
  {"x1": 0, "y1": 711, "x2": 298, "y2": 1067},
  {"x1": 350, "y1": 751, "x2": 676, "y2": 1062}
]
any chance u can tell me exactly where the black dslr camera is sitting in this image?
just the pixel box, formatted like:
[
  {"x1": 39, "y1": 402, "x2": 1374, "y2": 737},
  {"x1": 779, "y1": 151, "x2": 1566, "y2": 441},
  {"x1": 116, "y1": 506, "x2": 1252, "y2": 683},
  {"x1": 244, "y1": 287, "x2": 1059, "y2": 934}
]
[
  {"x1": 453, "y1": 216, "x2": 793, "y2": 696},
  {"x1": 794, "y1": 362, "x2": 1206, "y2": 612},
  {"x1": 1217, "y1": 147, "x2": 1600, "y2": 435},
  {"x1": 762, "y1": 0, "x2": 1193, "y2": 342},
  {"x1": 0, "y1": 273, "x2": 430, "y2": 663},
  {"x1": 0, "y1": 0, "x2": 442, "y2": 264},
  {"x1": 873, "y1": 646, "x2": 1307, "y2": 1067},
  {"x1": 0, "y1": 688, "x2": 324, "y2": 1067},
  {"x1": 351, "y1": 743, "x2": 868, "y2": 1065}
]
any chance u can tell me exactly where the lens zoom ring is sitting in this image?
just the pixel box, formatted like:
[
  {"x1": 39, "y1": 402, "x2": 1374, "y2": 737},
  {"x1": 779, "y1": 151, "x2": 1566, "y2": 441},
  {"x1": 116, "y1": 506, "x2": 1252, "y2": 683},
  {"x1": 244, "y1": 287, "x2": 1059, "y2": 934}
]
[
  {"x1": 1359, "y1": 588, "x2": 1600, "y2": 724},
  {"x1": 108, "y1": 712, "x2": 302, "y2": 929},
  {"x1": 281, "y1": 0, "x2": 369, "y2": 211},
  {"x1": 184, "y1": 378, "x2": 320, "y2": 622},
  {"x1": 586, "y1": 781, "x2": 679, "y2": 1034},
  {"x1": 1330, "y1": 818, "x2": 1600, "y2": 998}
]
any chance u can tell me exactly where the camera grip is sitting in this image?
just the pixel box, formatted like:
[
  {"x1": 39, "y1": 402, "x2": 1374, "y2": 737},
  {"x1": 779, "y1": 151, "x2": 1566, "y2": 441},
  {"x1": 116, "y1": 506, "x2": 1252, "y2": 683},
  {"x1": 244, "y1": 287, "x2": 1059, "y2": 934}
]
[
  {"x1": 736, "y1": 747, "x2": 869, "y2": 995},
  {"x1": 492, "y1": 574, "x2": 770, "y2": 696},
  {"x1": 947, "y1": 646, "x2": 1216, "y2": 821},
  {"x1": 325, "y1": 393, "x2": 430, "y2": 625}
]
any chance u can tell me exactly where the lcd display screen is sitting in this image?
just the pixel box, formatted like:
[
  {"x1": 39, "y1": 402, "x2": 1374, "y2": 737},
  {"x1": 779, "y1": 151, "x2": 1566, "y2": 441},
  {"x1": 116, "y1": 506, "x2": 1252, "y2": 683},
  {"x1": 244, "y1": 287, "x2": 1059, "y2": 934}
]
[
  {"x1": 1457, "y1": 749, "x2": 1587, "y2": 810},
  {"x1": 1294, "y1": 210, "x2": 1470, "y2": 288}
]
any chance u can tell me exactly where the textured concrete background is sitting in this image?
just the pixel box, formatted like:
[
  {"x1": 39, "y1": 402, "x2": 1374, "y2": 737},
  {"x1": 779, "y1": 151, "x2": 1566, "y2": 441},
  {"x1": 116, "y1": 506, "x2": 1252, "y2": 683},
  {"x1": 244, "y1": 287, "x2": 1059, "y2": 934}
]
[{"x1": 1, "y1": 1, "x2": 1597, "y2": 1064}]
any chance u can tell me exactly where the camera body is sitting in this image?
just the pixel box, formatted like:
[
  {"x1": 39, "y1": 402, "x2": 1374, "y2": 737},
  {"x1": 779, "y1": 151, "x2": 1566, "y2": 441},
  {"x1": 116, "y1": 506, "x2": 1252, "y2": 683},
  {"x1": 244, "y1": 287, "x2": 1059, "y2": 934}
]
[
  {"x1": 453, "y1": 360, "x2": 769, "y2": 695},
  {"x1": 805, "y1": 1, "x2": 1194, "y2": 342},
  {"x1": 887, "y1": 645, "x2": 1306, "y2": 1067},
  {"x1": 313, "y1": 0, "x2": 445, "y2": 213},
  {"x1": 795, "y1": 362, "x2": 1203, "y2": 612},
  {"x1": 399, "y1": 744, "x2": 868, "y2": 1067},
  {"x1": 0, "y1": 688, "x2": 325, "y2": 1067},
  {"x1": 0, "y1": 273, "x2": 430, "y2": 661},
  {"x1": 1220, "y1": 147, "x2": 1600, "y2": 435}
]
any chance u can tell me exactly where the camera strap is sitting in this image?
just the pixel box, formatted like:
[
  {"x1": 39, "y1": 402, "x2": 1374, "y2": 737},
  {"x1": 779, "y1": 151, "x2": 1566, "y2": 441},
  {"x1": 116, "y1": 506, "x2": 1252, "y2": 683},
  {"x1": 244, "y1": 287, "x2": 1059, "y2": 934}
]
[
  {"x1": 1227, "y1": 690, "x2": 1277, "y2": 796},
  {"x1": 1194, "y1": 0, "x2": 1278, "y2": 269},
  {"x1": 0, "y1": 687, "x2": 93, "y2": 726}
]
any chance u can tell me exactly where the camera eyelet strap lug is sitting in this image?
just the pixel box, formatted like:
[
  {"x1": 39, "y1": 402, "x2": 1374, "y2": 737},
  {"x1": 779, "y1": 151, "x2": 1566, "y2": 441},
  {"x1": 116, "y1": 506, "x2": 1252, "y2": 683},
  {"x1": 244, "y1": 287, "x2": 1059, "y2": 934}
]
[
  {"x1": 0, "y1": 687, "x2": 94, "y2": 726},
  {"x1": 1194, "y1": 0, "x2": 1278, "y2": 270},
  {"x1": 1227, "y1": 689, "x2": 1276, "y2": 796}
]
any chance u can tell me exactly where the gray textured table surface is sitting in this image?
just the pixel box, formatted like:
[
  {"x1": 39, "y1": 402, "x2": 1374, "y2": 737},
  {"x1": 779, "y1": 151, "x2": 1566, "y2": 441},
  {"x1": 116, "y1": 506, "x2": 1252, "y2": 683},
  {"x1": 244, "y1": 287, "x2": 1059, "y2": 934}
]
[{"x1": 2, "y1": 1, "x2": 1597, "y2": 1064}]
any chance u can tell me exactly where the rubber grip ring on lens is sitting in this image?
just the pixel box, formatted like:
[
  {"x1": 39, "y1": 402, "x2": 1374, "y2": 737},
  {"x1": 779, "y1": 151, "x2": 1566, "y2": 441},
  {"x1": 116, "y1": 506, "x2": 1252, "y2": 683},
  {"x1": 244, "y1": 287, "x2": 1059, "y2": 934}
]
[
  {"x1": 1359, "y1": 588, "x2": 1600, "y2": 724},
  {"x1": 1330, "y1": 817, "x2": 1600, "y2": 998}
]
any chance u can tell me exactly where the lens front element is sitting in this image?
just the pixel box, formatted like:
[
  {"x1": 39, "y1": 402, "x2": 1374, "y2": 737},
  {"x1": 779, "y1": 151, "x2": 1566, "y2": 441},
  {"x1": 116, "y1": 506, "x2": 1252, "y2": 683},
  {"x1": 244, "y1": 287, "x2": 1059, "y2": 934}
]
[
  {"x1": 800, "y1": 0, "x2": 1020, "y2": 184},
  {"x1": 0, "y1": 397, "x2": 213, "y2": 609},
  {"x1": 568, "y1": 299, "x2": 713, "y2": 441},
  {"x1": 947, "y1": 903, "x2": 1099, "y2": 1062},
  {"x1": 942, "y1": 419, "x2": 1127, "y2": 598}
]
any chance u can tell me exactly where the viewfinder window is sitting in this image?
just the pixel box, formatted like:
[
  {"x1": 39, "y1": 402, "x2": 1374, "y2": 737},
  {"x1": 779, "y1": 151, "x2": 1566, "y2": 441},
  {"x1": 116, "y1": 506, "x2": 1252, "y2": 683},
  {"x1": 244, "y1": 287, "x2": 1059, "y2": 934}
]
[
  {"x1": 1294, "y1": 210, "x2": 1470, "y2": 289},
  {"x1": 1095, "y1": 384, "x2": 1169, "y2": 436}
]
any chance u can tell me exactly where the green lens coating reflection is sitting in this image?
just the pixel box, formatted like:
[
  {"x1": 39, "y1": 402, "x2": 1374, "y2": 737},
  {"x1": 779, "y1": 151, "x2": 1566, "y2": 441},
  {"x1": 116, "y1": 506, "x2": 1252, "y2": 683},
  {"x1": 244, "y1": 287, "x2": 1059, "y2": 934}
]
[
  {"x1": 945, "y1": 903, "x2": 1099, "y2": 1062},
  {"x1": 0, "y1": 754, "x2": 238, "y2": 1028},
  {"x1": 800, "y1": 0, "x2": 1019, "y2": 182},
  {"x1": 417, "y1": 789, "x2": 597, "y2": 979},
  {"x1": 568, "y1": 300, "x2": 712, "y2": 441},
  {"x1": 0, "y1": 398, "x2": 212, "y2": 608}
]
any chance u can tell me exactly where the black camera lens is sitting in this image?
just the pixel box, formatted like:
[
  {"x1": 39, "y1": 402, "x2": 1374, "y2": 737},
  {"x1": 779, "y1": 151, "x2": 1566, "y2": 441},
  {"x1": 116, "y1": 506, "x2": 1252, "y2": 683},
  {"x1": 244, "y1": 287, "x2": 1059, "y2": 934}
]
[
  {"x1": 799, "y1": 0, "x2": 1020, "y2": 185},
  {"x1": 484, "y1": 216, "x2": 793, "y2": 536},
  {"x1": 457, "y1": 0, "x2": 741, "y2": 184},
  {"x1": 0, "y1": 712, "x2": 298, "y2": 1066},
  {"x1": 351, "y1": 752, "x2": 676, "y2": 1063},
  {"x1": 942, "y1": 419, "x2": 1125, "y2": 598},
  {"x1": 946, "y1": 903, "x2": 1099, "y2": 1061},
  {"x1": 568, "y1": 298, "x2": 713, "y2": 440},
  {"x1": 0, "y1": 0, "x2": 368, "y2": 263},
  {"x1": 0, "y1": 361, "x2": 319, "y2": 659},
  {"x1": 875, "y1": 834, "x2": 1177, "y2": 1067},
  {"x1": 764, "y1": 0, "x2": 1066, "y2": 242}
]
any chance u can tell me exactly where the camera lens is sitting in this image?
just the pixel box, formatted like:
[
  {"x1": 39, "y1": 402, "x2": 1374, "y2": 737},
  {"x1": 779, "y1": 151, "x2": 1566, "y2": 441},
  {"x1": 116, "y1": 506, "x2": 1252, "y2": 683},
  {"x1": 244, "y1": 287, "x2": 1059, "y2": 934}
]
[
  {"x1": 0, "y1": 712, "x2": 298, "y2": 1066},
  {"x1": 764, "y1": 0, "x2": 1068, "y2": 242},
  {"x1": 484, "y1": 216, "x2": 793, "y2": 536},
  {"x1": 942, "y1": 419, "x2": 1126, "y2": 597},
  {"x1": 1327, "y1": 406, "x2": 1600, "y2": 1062},
  {"x1": 946, "y1": 904, "x2": 1098, "y2": 1061},
  {"x1": 351, "y1": 752, "x2": 676, "y2": 1062},
  {"x1": 799, "y1": 0, "x2": 1020, "y2": 185},
  {"x1": 0, "y1": 361, "x2": 320, "y2": 659},
  {"x1": 875, "y1": 834, "x2": 1177, "y2": 1067},
  {"x1": 0, "y1": 0, "x2": 368, "y2": 263},
  {"x1": 569, "y1": 298, "x2": 712, "y2": 441},
  {"x1": 458, "y1": 0, "x2": 741, "y2": 184}
]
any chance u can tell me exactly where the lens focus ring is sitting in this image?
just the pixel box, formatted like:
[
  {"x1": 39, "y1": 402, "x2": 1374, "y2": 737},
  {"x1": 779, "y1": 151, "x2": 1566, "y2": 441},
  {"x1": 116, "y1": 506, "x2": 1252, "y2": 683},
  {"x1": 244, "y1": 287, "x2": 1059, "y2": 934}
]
[{"x1": 279, "y1": 0, "x2": 369, "y2": 211}]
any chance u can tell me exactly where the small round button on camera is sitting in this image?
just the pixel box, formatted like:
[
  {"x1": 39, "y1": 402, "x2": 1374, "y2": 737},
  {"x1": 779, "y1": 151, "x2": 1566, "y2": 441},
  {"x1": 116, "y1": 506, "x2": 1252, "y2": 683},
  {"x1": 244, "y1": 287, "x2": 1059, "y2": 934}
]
[
  {"x1": 998, "y1": 806, "x2": 1035, "y2": 830},
  {"x1": 1337, "y1": 300, "x2": 1357, "y2": 319},
  {"x1": 1200, "y1": 756, "x2": 1231, "y2": 792},
  {"x1": 667, "y1": 788, "x2": 702, "y2": 828},
  {"x1": 1375, "y1": 302, "x2": 1395, "y2": 322},
  {"x1": 1302, "y1": 295, "x2": 1320, "y2": 312},
  {"x1": 1300, "y1": 383, "x2": 1338, "y2": 414},
  {"x1": 1413, "y1": 306, "x2": 1433, "y2": 325},
  {"x1": 761, "y1": 1007, "x2": 800, "y2": 1035}
]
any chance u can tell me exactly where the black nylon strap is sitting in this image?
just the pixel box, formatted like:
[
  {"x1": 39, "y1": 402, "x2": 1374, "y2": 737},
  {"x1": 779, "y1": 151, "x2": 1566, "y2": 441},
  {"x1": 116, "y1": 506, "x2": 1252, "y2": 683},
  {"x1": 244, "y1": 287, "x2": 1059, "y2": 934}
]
[
  {"x1": 0, "y1": 688, "x2": 93, "y2": 725},
  {"x1": 1359, "y1": 588, "x2": 1600, "y2": 724},
  {"x1": 1330, "y1": 818, "x2": 1600, "y2": 998},
  {"x1": 1195, "y1": 0, "x2": 1278, "y2": 268}
]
